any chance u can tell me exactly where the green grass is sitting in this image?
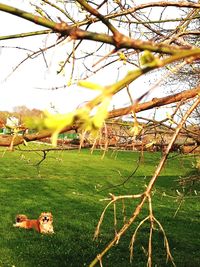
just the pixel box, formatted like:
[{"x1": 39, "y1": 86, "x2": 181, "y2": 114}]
[{"x1": 0, "y1": 144, "x2": 199, "y2": 267}]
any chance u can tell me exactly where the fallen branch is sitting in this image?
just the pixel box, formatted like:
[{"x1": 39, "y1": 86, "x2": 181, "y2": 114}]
[{"x1": 89, "y1": 96, "x2": 200, "y2": 266}]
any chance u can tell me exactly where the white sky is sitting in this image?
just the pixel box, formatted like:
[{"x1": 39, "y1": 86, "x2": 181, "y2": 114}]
[{"x1": 0, "y1": 0, "x2": 176, "y2": 119}]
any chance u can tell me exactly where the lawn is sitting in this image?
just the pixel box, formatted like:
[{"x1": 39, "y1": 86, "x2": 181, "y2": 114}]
[{"x1": 0, "y1": 144, "x2": 199, "y2": 267}]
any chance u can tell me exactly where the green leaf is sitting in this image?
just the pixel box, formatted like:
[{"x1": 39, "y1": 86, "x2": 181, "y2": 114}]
[
  {"x1": 140, "y1": 50, "x2": 161, "y2": 68},
  {"x1": 78, "y1": 80, "x2": 104, "y2": 91}
]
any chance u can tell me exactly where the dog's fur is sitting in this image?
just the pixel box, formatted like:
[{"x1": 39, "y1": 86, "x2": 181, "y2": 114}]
[{"x1": 13, "y1": 212, "x2": 54, "y2": 234}]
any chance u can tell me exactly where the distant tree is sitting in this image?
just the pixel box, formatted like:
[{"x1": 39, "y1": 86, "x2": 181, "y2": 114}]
[
  {"x1": 12, "y1": 106, "x2": 43, "y2": 122},
  {"x1": 13, "y1": 105, "x2": 30, "y2": 115},
  {"x1": 0, "y1": 111, "x2": 10, "y2": 124}
]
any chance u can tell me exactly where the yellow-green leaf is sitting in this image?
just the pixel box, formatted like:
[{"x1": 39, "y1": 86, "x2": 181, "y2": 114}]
[{"x1": 78, "y1": 80, "x2": 104, "y2": 91}]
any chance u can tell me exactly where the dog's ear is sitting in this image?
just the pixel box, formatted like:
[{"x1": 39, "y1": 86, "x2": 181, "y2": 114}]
[
  {"x1": 47, "y1": 212, "x2": 53, "y2": 220},
  {"x1": 39, "y1": 213, "x2": 43, "y2": 220}
]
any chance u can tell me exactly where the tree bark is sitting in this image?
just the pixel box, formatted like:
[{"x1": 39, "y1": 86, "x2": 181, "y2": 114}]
[{"x1": 0, "y1": 87, "x2": 199, "y2": 147}]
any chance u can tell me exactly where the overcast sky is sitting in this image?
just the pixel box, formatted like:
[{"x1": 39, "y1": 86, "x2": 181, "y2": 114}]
[{"x1": 0, "y1": 0, "x2": 170, "y2": 120}]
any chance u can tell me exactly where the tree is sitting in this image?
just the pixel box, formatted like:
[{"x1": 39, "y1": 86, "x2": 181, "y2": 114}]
[{"x1": 0, "y1": 1, "x2": 199, "y2": 266}]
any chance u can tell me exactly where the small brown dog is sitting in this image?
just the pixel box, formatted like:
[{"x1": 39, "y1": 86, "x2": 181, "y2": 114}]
[{"x1": 13, "y1": 212, "x2": 54, "y2": 234}]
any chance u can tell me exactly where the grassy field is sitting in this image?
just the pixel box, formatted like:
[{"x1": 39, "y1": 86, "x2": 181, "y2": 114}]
[{"x1": 0, "y1": 144, "x2": 199, "y2": 267}]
